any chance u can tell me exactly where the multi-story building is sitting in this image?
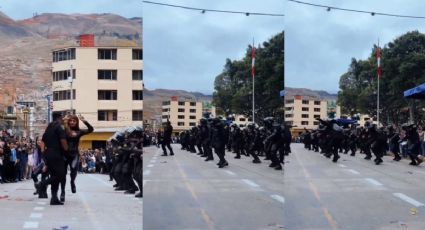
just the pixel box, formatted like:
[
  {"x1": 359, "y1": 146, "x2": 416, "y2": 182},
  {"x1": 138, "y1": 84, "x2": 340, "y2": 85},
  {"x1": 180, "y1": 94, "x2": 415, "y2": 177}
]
[
  {"x1": 233, "y1": 114, "x2": 252, "y2": 128},
  {"x1": 161, "y1": 97, "x2": 203, "y2": 134},
  {"x1": 51, "y1": 35, "x2": 143, "y2": 149},
  {"x1": 284, "y1": 95, "x2": 341, "y2": 136}
]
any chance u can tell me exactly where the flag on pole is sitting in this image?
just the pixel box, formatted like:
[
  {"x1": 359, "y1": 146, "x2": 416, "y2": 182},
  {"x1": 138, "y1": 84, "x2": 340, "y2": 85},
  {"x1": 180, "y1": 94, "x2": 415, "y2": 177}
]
[
  {"x1": 376, "y1": 46, "x2": 382, "y2": 78},
  {"x1": 251, "y1": 46, "x2": 256, "y2": 78}
]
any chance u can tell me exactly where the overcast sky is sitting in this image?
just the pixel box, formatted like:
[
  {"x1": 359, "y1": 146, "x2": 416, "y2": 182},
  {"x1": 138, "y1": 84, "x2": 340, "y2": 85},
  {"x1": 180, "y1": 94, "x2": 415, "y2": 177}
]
[
  {"x1": 286, "y1": 0, "x2": 425, "y2": 93},
  {"x1": 143, "y1": 0, "x2": 284, "y2": 94},
  {"x1": 1, "y1": 0, "x2": 142, "y2": 19}
]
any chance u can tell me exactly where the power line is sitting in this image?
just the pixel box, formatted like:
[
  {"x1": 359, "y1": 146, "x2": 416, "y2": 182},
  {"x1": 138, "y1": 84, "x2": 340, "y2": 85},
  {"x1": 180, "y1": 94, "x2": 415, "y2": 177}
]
[
  {"x1": 142, "y1": 1, "x2": 284, "y2": 17},
  {"x1": 288, "y1": 0, "x2": 425, "y2": 19}
]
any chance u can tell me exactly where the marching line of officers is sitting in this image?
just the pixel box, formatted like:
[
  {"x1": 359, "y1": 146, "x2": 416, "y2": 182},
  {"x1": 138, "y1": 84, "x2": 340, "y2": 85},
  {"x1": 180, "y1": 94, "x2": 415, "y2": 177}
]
[
  {"x1": 107, "y1": 127, "x2": 143, "y2": 198},
  {"x1": 301, "y1": 119, "x2": 423, "y2": 166},
  {"x1": 175, "y1": 117, "x2": 291, "y2": 171}
]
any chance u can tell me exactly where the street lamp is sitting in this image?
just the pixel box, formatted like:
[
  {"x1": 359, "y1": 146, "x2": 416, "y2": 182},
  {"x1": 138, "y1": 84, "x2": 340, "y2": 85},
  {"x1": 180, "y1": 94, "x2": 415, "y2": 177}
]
[{"x1": 68, "y1": 64, "x2": 74, "y2": 114}]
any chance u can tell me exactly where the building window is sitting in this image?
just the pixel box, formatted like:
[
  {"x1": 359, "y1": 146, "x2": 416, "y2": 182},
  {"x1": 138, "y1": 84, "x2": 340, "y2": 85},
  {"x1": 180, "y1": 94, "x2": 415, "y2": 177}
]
[
  {"x1": 302, "y1": 107, "x2": 309, "y2": 111},
  {"x1": 313, "y1": 121, "x2": 319, "y2": 125},
  {"x1": 132, "y1": 49, "x2": 143, "y2": 60},
  {"x1": 314, "y1": 101, "x2": 321, "y2": 105},
  {"x1": 98, "y1": 70, "x2": 117, "y2": 80},
  {"x1": 178, "y1": 115, "x2": 185, "y2": 119},
  {"x1": 314, "y1": 108, "x2": 321, "y2": 112},
  {"x1": 52, "y1": 48, "x2": 75, "y2": 62},
  {"x1": 190, "y1": 109, "x2": 196, "y2": 113},
  {"x1": 302, "y1": 100, "x2": 309, "y2": 105},
  {"x1": 301, "y1": 121, "x2": 309, "y2": 125},
  {"x1": 314, "y1": 115, "x2": 320, "y2": 119},
  {"x1": 178, "y1": 101, "x2": 185, "y2": 106},
  {"x1": 239, "y1": 118, "x2": 246, "y2": 122},
  {"x1": 98, "y1": 110, "x2": 117, "y2": 121},
  {"x1": 7, "y1": 106, "x2": 13, "y2": 114},
  {"x1": 162, "y1": 115, "x2": 169, "y2": 119},
  {"x1": 286, "y1": 99, "x2": 294, "y2": 104},
  {"x1": 98, "y1": 90, "x2": 117, "y2": 100},
  {"x1": 132, "y1": 110, "x2": 143, "y2": 121},
  {"x1": 285, "y1": 107, "x2": 293, "y2": 111},
  {"x1": 53, "y1": 90, "x2": 76, "y2": 101},
  {"x1": 189, "y1": 115, "x2": 196, "y2": 120},
  {"x1": 178, "y1": 108, "x2": 185, "y2": 112},
  {"x1": 177, "y1": 122, "x2": 185, "y2": 126},
  {"x1": 132, "y1": 70, "x2": 143, "y2": 80},
  {"x1": 285, "y1": 114, "x2": 293, "y2": 118},
  {"x1": 132, "y1": 90, "x2": 143, "y2": 100},
  {"x1": 162, "y1": 101, "x2": 170, "y2": 106},
  {"x1": 52, "y1": 70, "x2": 76, "y2": 82},
  {"x1": 248, "y1": 118, "x2": 253, "y2": 122},
  {"x1": 189, "y1": 122, "x2": 196, "y2": 127},
  {"x1": 190, "y1": 102, "x2": 196, "y2": 106},
  {"x1": 162, "y1": 108, "x2": 169, "y2": 112},
  {"x1": 98, "y1": 49, "x2": 117, "y2": 60},
  {"x1": 301, "y1": 114, "x2": 309, "y2": 118}
]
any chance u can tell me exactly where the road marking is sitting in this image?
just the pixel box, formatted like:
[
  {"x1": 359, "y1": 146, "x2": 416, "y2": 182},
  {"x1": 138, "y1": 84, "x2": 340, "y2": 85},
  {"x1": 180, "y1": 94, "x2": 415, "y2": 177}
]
[
  {"x1": 365, "y1": 178, "x2": 383, "y2": 186},
  {"x1": 270, "y1": 195, "x2": 285, "y2": 204},
  {"x1": 23, "y1": 221, "x2": 39, "y2": 229},
  {"x1": 241, "y1": 179, "x2": 260, "y2": 188},
  {"x1": 144, "y1": 170, "x2": 151, "y2": 175},
  {"x1": 345, "y1": 169, "x2": 360, "y2": 175},
  {"x1": 29, "y1": 213, "x2": 43, "y2": 219},
  {"x1": 337, "y1": 164, "x2": 347, "y2": 168},
  {"x1": 393, "y1": 193, "x2": 425, "y2": 207},
  {"x1": 33, "y1": 207, "x2": 44, "y2": 211},
  {"x1": 147, "y1": 164, "x2": 154, "y2": 168},
  {"x1": 224, "y1": 170, "x2": 236, "y2": 176},
  {"x1": 36, "y1": 201, "x2": 46, "y2": 205},
  {"x1": 88, "y1": 174, "x2": 111, "y2": 187}
]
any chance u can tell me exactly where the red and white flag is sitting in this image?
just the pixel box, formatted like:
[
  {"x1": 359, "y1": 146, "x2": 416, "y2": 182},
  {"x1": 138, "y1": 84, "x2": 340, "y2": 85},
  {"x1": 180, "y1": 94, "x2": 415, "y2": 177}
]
[
  {"x1": 376, "y1": 46, "x2": 382, "y2": 78},
  {"x1": 251, "y1": 46, "x2": 256, "y2": 78}
]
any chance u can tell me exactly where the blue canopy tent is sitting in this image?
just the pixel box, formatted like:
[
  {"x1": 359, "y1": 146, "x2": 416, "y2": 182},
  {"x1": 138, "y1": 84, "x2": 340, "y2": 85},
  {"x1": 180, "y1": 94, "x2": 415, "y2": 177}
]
[{"x1": 404, "y1": 83, "x2": 425, "y2": 99}]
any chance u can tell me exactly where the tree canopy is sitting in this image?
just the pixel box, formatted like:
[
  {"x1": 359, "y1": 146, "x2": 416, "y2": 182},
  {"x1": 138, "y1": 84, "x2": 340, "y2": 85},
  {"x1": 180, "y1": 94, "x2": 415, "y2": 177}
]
[
  {"x1": 212, "y1": 31, "x2": 284, "y2": 122},
  {"x1": 337, "y1": 31, "x2": 425, "y2": 125}
]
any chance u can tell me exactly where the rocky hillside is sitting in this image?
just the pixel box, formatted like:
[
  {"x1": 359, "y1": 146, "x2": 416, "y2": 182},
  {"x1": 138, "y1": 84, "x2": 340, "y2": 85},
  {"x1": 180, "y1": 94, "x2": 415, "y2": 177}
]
[
  {"x1": 144, "y1": 89, "x2": 213, "y2": 120},
  {"x1": 0, "y1": 11, "x2": 142, "y2": 134},
  {"x1": 285, "y1": 87, "x2": 337, "y2": 100}
]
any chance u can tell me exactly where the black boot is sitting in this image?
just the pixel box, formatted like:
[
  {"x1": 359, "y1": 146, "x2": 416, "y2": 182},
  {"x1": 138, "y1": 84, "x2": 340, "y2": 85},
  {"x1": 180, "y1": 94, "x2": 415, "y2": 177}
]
[
  {"x1": 71, "y1": 181, "x2": 76, "y2": 193},
  {"x1": 60, "y1": 191, "x2": 65, "y2": 202},
  {"x1": 50, "y1": 191, "x2": 64, "y2": 205}
]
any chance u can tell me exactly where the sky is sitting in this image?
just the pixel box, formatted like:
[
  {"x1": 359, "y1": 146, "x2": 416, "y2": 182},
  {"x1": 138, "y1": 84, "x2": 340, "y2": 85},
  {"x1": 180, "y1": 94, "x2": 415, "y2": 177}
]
[
  {"x1": 286, "y1": 0, "x2": 425, "y2": 93},
  {"x1": 143, "y1": 0, "x2": 284, "y2": 95},
  {"x1": 0, "y1": 0, "x2": 142, "y2": 19}
]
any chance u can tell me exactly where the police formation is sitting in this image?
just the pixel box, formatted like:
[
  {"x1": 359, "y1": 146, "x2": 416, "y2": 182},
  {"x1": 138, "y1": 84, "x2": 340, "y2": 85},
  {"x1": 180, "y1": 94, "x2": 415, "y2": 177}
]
[
  {"x1": 301, "y1": 118, "x2": 423, "y2": 166},
  {"x1": 176, "y1": 117, "x2": 291, "y2": 171},
  {"x1": 108, "y1": 126, "x2": 143, "y2": 198}
]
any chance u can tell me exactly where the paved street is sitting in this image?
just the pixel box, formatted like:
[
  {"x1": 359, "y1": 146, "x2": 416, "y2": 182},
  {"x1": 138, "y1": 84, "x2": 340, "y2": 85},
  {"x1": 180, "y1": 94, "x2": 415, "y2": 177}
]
[
  {"x1": 144, "y1": 143, "x2": 425, "y2": 230},
  {"x1": 143, "y1": 144, "x2": 284, "y2": 230},
  {"x1": 0, "y1": 173, "x2": 142, "y2": 230},
  {"x1": 282, "y1": 143, "x2": 425, "y2": 230}
]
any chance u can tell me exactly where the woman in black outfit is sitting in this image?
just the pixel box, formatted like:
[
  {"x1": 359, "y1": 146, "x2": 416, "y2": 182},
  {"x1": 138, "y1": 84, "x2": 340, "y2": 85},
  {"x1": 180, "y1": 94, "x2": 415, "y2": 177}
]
[{"x1": 60, "y1": 114, "x2": 93, "y2": 202}]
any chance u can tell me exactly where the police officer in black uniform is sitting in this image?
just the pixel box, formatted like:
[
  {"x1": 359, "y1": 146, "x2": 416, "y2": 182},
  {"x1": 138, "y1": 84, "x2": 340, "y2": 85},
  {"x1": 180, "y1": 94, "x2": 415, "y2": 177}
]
[{"x1": 36, "y1": 112, "x2": 68, "y2": 205}]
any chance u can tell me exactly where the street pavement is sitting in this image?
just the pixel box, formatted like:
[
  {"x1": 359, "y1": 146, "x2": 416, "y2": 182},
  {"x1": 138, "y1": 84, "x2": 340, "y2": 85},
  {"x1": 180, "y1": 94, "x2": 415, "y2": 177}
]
[
  {"x1": 143, "y1": 144, "x2": 284, "y2": 230},
  {"x1": 0, "y1": 173, "x2": 142, "y2": 230},
  {"x1": 144, "y1": 143, "x2": 425, "y2": 230}
]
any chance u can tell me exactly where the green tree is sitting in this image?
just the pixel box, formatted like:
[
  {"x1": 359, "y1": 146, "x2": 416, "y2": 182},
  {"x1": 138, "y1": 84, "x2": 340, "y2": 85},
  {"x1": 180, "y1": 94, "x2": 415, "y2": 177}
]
[
  {"x1": 213, "y1": 31, "x2": 284, "y2": 121},
  {"x1": 337, "y1": 31, "x2": 425, "y2": 125}
]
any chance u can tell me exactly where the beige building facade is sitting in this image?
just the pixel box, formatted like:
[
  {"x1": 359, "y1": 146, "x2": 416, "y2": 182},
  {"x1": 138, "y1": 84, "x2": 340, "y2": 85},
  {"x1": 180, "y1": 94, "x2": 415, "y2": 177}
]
[
  {"x1": 161, "y1": 97, "x2": 203, "y2": 134},
  {"x1": 284, "y1": 95, "x2": 341, "y2": 136},
  {"x1": 52, "y1": 44, "x2": 143, "y2": 149}
]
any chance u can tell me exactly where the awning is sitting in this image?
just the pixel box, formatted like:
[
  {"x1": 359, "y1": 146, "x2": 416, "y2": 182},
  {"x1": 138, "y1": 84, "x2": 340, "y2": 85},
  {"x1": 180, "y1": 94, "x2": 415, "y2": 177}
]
[{"x1": 404, "y1": 83, "x2": 425, "y2": 99}]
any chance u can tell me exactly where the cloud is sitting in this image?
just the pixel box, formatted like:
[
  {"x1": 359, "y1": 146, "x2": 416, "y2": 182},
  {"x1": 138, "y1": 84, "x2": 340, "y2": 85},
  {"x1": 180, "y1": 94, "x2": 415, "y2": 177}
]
[
  {"x1": 286, "y1": 0, "x2": 425, "y2": 92},
  {"x1": 143, "y1": 0, "x2": 284, "y2": 94}
]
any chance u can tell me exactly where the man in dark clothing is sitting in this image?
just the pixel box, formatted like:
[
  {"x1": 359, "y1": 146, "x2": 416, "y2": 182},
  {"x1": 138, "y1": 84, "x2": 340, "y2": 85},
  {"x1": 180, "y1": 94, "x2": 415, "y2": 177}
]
[
  {"x1": 161, "y1": 121, "x2": 174, "y2": 156},
  {"x1": 36, "y1": 112, "x2": 68, "y2": 205}
]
